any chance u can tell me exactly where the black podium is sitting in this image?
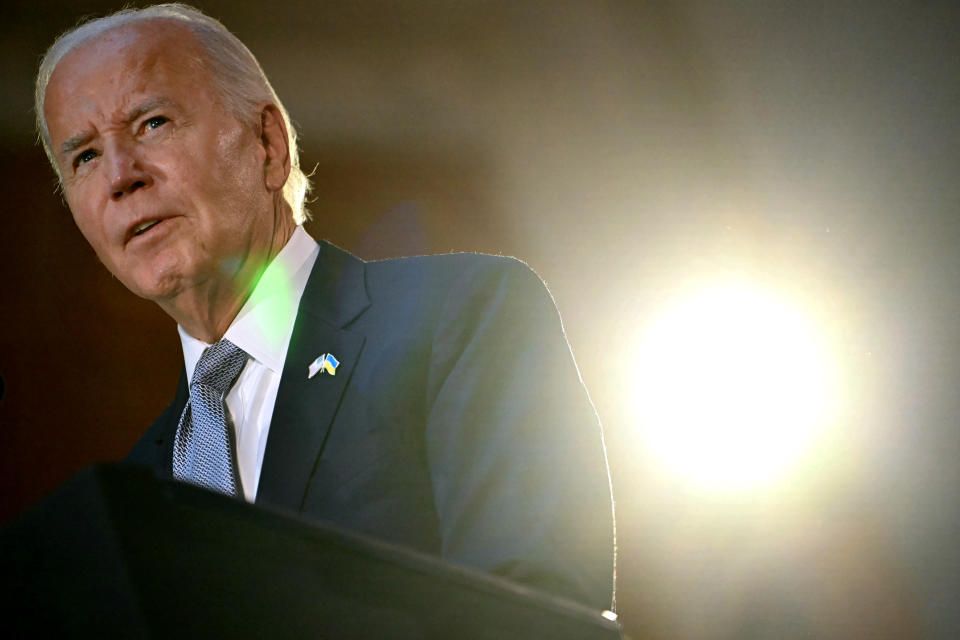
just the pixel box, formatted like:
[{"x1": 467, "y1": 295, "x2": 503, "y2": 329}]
[{"x1": 1, "y1": 464, "x2": 619, "y2": 638}]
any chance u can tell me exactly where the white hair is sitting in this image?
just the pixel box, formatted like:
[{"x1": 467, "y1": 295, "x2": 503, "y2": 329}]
[{"x1": 35, "y1": 3, "x2": 310, "y2": 224}]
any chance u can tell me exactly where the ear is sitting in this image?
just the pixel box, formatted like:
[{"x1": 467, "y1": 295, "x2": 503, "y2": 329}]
[{"x1": 258, "y1": 103, "x2": 291, "y2": 193}]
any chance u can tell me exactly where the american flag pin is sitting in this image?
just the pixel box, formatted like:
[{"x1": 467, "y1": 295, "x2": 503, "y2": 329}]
[{"x1": 308, "y1": 353, "x2": 340, "y2": 379}]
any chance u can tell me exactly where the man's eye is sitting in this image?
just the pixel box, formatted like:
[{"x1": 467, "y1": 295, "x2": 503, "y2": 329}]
[
  {"x1": 75, "y1": 149, "x2": 98, "y2": 166},
  {"x1": 144, "y1": 116, "x2": 168, "y2": 130}
]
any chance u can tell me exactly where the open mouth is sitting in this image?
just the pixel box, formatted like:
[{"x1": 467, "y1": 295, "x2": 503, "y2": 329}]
[{"x1": 132, "y1": 219, "x2": 162, "y2": 237}]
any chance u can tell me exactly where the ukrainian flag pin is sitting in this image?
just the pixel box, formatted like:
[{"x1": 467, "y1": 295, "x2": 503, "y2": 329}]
[{"x1": 308, "y1": 353, "x2": 340, "y2": 379}]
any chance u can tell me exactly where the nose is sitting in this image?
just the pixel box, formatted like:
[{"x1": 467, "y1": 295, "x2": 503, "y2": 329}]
[{"x1": 105, "y1": 139, "x2": 152, "y2": 200}]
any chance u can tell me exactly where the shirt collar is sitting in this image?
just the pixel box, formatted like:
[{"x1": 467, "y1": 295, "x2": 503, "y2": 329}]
[{"x1": 179, "y1": 225, "x2": 320, "y2": 383}]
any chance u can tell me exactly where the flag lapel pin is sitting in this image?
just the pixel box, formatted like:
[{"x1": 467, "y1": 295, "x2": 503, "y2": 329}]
[{"x1": 308, "y1": 353, "x2": 340, "y2": 379}]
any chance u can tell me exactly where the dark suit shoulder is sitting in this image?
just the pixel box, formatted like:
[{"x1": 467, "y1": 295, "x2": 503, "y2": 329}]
[
  {"x1": 367, "y1": 250, "x2": 534, "y2": 277},
  {"x1": 364, "y1": 252, "x2": 549, "y2": 306}
]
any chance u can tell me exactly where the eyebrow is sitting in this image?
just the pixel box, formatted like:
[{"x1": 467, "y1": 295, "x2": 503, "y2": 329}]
[
  {"x1": 58, "y1": 97, "x2": 178, "y2": 159},
  {"x1": 59, "y1": 132, "x2": 94, "y2": 158}
]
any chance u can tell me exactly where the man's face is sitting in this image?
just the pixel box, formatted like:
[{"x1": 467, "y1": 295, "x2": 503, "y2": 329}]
[{"x1": 44, "y1": 21, "x2": 277, "y2": 303}]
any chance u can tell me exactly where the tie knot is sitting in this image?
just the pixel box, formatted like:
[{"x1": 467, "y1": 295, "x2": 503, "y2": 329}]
[{"x1": 192, "y1": 339, "x2": 248, "y2": 393}]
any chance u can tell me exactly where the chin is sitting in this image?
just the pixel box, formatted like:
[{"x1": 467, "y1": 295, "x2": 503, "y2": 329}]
[
  {"x1": 122, "y1": 264, "x2": 189, "y2": 302},
  {"x1": 121, "y1": 251, "x2": 199, "y2": 301},
  {"x1": 129, "y1": 278, "x2": 184, "y2": 302}
]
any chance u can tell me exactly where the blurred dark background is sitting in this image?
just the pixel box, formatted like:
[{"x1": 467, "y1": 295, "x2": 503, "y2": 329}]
[{"x1": 1, "y1": 1, "x2": 958, "y2": 637}]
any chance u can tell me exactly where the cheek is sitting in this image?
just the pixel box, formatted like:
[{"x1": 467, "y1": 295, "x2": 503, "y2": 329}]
[
  {"x1": 209, "y1": 146, "x2": 267, "y2": 220},
  {"x1": 186, "y1": 127, "x2": 261, "y2": 208},
  {"x1": 217, "y1": 124, "x2": 262, "y2": 183}
]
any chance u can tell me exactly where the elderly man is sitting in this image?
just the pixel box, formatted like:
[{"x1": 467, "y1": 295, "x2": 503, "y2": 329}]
[{"x1": 37, "y1": 4, "x2": 614, "y2": 610}]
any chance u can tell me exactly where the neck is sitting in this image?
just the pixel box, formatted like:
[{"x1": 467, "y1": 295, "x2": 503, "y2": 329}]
[{"x1": 159, "y1": 202, "x2": 298, "y2": 344}]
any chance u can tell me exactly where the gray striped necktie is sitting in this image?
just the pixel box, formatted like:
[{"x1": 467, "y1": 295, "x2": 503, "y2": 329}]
[{"x1": 173, "y1": 339, "x2": 248, "y2": 497}]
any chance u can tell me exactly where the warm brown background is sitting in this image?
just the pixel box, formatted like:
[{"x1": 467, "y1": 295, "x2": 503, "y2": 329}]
[{"x1": 2, "y1": 1, "x2": 958, "y2": 637}]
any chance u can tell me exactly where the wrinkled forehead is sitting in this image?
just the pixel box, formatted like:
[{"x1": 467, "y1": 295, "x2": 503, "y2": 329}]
[{"x1": 47, "y1": 19, "x2": 206, "y2": 107}]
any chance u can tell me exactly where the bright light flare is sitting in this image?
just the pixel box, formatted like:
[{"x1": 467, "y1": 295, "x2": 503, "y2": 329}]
[{"x1": 632, "y1": 282, "x2": 837, "y2": 493}]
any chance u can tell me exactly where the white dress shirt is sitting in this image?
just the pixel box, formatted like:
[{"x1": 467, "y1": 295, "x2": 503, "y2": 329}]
[{"x1": 178, "y1": 226, "x2": 320, "y2": 502}]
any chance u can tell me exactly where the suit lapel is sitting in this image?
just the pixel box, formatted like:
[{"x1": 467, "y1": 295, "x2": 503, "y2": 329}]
[
  {"x1": 256, "y1": 241, "x2": 370, "y2": 511},
  {"x1": 148, "y1": 370, "x2": 187, "y2": 480}
]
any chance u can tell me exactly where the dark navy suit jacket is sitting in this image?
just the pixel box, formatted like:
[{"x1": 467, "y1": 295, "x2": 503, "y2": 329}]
[{"x1": 128, "y1": 240, "x2": 615, "y2": 610}]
